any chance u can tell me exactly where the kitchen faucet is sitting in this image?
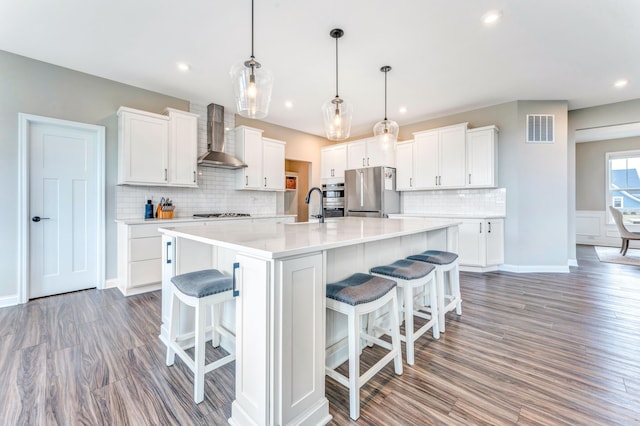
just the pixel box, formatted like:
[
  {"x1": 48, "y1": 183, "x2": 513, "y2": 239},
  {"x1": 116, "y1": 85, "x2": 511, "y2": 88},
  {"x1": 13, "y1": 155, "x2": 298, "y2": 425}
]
[{"x1": 305, "y1": 187, "x2": 324, "y2": 223}]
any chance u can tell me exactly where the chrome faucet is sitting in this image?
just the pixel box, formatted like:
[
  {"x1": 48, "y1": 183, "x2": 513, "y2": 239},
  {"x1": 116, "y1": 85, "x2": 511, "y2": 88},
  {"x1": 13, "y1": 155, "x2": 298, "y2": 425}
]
[{"x1": 305, "y1": 187, "x2": 324, "y2": 223}]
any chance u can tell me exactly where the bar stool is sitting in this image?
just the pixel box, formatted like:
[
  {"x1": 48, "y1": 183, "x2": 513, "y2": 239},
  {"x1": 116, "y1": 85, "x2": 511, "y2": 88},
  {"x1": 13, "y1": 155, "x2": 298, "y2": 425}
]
[
  {"x1": 370, "y1": 259, "x2": 439, "y2": 365},
  {"x1": 165, "y1": 269, "x2": 236, "y2": 403},
  {"x1": 325, "y1": 273, "x2": 403, "y2": 420},
  {"x1": 407, "y1": 250, "x2": 461, "y2": 333}
]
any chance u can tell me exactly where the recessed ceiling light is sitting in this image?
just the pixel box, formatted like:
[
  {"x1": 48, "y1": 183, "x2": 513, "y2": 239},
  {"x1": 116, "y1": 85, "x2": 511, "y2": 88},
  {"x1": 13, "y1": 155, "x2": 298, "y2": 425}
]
[
  {"x1": 399, "y1": 107, "x2": 407, "y2": 114},
  {"x1": 284, "y1": 101, "x2": 293, "y2": 108},
  {"x1": 177, "y1": 62, "x2": 191, "y2": 72},
  {"x1": 482, "y1": 10, "x2": 502, "y2": 25},
  {"x1": 614, "y1": 79, "x2": 629, "y2": 88}
]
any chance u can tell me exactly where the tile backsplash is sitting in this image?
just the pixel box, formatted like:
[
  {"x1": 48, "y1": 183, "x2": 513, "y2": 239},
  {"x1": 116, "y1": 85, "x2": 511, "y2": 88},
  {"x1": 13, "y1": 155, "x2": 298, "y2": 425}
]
[
  {"x1": 402, "y1": 188, "x2": 506, "y2": 216},
  {"x1": 116, "y1": 102, "x2": 277, "y2": 219}
]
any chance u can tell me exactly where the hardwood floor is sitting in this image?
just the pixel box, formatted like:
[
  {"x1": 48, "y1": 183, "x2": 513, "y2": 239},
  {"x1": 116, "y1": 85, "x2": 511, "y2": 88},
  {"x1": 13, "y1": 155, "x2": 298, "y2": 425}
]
[{"x1": 1, "y1": 245, "x2": 639, "y2": 425}]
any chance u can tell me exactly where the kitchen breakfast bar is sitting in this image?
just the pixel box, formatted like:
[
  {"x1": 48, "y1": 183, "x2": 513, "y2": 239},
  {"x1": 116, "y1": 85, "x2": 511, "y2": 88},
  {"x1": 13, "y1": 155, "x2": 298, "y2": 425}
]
[{"x1": 158, "y1": 217, "x2": 460, "y2": 425}]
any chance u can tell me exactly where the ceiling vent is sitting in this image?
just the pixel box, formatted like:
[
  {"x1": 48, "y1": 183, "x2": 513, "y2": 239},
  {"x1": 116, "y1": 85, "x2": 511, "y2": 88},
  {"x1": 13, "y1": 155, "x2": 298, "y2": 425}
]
[{"x1": 526, "y1": 114, "x2": 554, "y2": 143}]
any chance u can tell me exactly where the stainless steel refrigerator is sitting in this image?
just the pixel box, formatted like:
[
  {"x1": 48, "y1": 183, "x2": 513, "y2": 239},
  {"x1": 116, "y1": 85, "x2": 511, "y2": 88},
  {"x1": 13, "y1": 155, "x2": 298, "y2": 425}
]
[{"x1": 345, "y1": 166, "x2": 400, "y2": 217}]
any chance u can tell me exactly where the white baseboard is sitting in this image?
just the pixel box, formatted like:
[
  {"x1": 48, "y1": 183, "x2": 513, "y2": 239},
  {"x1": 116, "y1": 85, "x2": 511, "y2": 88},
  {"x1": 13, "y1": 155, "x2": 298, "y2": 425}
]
[
  {"x1": 460, "y1": 265, "x2": 499, "y2": 273},
  {"x1": 499, "y1": 264, "x2": 570, "y2": 273},
  {"x1": 0, "y1": 294, "x2": 19, "y2": 308},
  {"x1": 568, "y1": 258, "x2": 578, "y2": 267},
  {"x1": 105, "y1": 278, "x2": 118, "y2": 289}
]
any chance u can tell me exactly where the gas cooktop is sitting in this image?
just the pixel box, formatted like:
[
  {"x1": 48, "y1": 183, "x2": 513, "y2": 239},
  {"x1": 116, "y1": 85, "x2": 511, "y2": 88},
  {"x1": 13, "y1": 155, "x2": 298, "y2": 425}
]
[{"x1": 193, "y1": 213, "x2": 251, "y2": 218}]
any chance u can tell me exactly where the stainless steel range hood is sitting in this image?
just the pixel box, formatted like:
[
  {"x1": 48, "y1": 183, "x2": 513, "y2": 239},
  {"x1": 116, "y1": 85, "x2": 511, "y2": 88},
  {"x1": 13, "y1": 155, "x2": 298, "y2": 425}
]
[{"x1": 197, "y1": 103, "x2": 247, "y2": 169}]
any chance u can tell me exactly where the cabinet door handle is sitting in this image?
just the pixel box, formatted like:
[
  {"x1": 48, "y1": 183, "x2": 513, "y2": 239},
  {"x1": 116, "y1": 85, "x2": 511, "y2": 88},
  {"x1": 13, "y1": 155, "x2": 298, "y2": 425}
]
[
  {"x1": 439, "y1": 176, "x2": 442, "y2": 186},
  {"x1": 469, "y1": 173, "x2": 471, "y2": 185},
  {"x1": 164, "y1": 168, "x2": 168, "y2": 181},
  {"x1": 193, "y1": 171, "x2": 196, "y2": 183},
  {"x1": 264, "y1": 177, "x2": 267, "y2": 187},
  {"x1": 488, "y1": 221, "x2": 492, "y2": 233},
  {"x1": 409, "y1": 177, "x2": 412, "y2": 187},
  {"x1": 245, "y1": 176, "x2": 248, "y2": 186},
  {"x1": 232, "y1": 262, "x2": 240, "y2": 297},
  {"x1": 362, "y1": 158, "x2": 365, "y2": 167},
  {"x1": 435, "y1": 176, "x2": 438, "y2": 186},
  {"x1": 367, "y1": 157, "x2": 370, "y2": 166},
  {"x1": 166, "y1": 241, "x2": 172, "y2": 264},
  {"x1": 479, "y1": 222, "x2": 482, "y2": 234}
]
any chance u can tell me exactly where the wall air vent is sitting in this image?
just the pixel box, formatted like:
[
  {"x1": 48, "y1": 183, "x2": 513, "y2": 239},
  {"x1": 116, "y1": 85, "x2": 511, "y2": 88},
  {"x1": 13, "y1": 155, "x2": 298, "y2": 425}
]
[{"x1": 526, "y1": 114, "x2": 554, "y2": 143}]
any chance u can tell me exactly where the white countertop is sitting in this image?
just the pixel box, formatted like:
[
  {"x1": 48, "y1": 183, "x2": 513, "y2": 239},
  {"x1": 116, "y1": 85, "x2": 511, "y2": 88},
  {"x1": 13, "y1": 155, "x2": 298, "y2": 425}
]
[
  {"x1": 115, "y1": 214, "x2": 296, "y2": 225},
  {"x1": 389, "y1": 213, "x2": 506, "y2": 219},
  {"x1": 159, "y1": 217, "x2": 461, "y2": 260}
]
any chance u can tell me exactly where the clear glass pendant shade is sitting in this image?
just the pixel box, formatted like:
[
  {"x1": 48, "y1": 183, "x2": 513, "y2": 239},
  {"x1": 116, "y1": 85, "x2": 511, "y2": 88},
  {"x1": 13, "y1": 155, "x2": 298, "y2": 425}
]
[
  {"x1": 230, "y1": 59, "x2": 273, "y2": 119},
  {"x1": 322, "y1": 96, "x2": 353, "y2": 141},
  {"x1": 373, "y1": 118, "x2": 399, "y2": 146}
]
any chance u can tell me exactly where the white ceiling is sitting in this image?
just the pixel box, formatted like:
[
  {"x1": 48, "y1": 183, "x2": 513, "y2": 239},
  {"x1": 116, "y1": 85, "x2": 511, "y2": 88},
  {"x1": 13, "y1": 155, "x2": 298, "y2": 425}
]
[{"x1": 1, "y1": 0, "x2": 639, "y2": 138}]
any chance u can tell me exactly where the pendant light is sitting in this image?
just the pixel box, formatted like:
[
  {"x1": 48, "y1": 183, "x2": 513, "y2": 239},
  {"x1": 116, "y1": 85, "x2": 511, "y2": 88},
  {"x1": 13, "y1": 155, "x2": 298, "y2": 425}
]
[
  {"x1": 322, "y1": 28, "x2": 352, "y2": 141},
  {"x1": 372, "y1": 65, "x2": 399, "y2": 146},
  {"x1": 230, "y1": 0, "x2": 273, "y2": 119}
]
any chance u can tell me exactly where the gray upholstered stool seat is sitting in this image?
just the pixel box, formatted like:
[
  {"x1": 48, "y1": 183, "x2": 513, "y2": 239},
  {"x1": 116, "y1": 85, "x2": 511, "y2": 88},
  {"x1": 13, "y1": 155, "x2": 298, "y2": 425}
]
[
  {"x1": 407, "y1": 250, "x2": 461, "y2": 333},
  {"x1": 325, "y1": 273, "x2": 403, "y2": 420},
  {"x1": 370, "y1": 259, "x2": 439, "y2": 365},
  {"x1": 407, "y1": 250, "x2": 458, "y2": 265},
  {"x1": 370, "y1": 258, "x2": 435, "y2": 280},
  {"x1": 166, "y1": 268, "x2": 236, "y2": 403},
  {"x1": 326, "y1": 272, "x2": 397, "y2": 306},
  {"x1": 171, "y1": 269, "x2": 233, "y2": 298}
]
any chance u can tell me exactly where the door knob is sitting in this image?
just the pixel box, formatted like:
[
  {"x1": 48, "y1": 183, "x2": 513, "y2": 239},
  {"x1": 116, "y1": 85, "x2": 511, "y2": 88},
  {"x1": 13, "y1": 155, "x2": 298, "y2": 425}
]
[{"x1": 32, "y1": 216, "x2": 50, "y2": 222}]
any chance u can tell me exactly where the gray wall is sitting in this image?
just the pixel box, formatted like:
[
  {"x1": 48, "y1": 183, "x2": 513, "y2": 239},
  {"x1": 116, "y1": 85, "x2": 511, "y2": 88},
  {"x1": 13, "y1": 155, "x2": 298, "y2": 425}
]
[
  {"x1": 576, "y1": 137, "x2": 640, "y2": 210},
  {"x1": 365, "y1": 100, "x2": 571, "y2": 268},
  {"x1": 0, "y1": 50, "x2": 188, "y2": 300}
]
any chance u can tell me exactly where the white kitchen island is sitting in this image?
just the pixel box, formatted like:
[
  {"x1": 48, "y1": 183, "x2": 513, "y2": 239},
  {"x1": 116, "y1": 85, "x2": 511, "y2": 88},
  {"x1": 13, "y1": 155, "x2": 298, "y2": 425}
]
[{"x1": 158, "y1": 217, "x2": 460, "y2": 425}]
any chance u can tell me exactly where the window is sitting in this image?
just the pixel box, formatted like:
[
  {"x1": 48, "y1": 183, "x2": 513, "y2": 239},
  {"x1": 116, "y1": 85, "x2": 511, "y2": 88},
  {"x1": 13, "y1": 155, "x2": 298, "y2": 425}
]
[{"x1": 607, "y1": 150, "x2": 640, "y2": 223}]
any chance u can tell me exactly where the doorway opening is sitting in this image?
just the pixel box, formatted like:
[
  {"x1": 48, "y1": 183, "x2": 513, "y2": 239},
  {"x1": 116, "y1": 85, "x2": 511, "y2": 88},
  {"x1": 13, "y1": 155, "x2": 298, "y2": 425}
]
[{"x1": 285, "y1": 159, "x2": 311, "y2": 222}]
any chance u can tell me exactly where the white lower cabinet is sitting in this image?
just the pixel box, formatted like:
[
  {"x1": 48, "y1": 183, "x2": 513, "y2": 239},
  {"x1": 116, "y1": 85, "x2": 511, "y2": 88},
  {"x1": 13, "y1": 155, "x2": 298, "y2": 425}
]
[
  {"x1": 458, "y1": 218, "x2": 504, "y2": 271},
  {"x1": 117, "y1": 217, "x2": 293, "y2": 296}
]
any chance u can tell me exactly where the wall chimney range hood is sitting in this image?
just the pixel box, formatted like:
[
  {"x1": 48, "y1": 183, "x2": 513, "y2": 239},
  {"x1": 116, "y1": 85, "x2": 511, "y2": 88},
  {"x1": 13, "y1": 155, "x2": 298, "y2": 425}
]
[{"x1": 197, "y1": 103, "x2": 247, "y2": 169}]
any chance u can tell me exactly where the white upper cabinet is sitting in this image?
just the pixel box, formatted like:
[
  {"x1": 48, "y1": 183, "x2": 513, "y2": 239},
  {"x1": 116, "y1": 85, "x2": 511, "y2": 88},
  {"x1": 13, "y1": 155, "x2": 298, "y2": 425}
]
[
  {"x1": 466, "y1": 125, "x2": 498, "y2": 188},
  {"x1": 320, "y1": 144, "x2": 347, "y2": 181},
  {"x1": 347, "y1": 140, "x2": 367, "y2": 168},
  {"x1": 117, "y1": 107, "x2": 169, "y2": 185},
  {"x1": 117, "y1": 106, "x2": 199, "y2": 187},
  {"x1": 347, "y1": 137, "x2": 395, "y2": 169},
  {"x1": 395, "y1": 141, "x2": 415, "y2": 190},
  {"x1": 164, "y1": 108, "x2": 199, "y2": 187},
  {"x1": 413, "y1": 123, "x2": 468, "y2": 189},
  {"x1": 235, "y1": 126, "x2": 286, "y2": 191},
  {"x1": 262, "y1": 138, "x2": 286, "y2": 190}
]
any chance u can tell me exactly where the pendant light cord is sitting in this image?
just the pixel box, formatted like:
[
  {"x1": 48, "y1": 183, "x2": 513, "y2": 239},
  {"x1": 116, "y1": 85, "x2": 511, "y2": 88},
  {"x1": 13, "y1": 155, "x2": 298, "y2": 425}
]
[
  {"x1": 251, "y1": 0, "x2": 255, "y2": 59},
  {"x1": 384, "y1": 69, "x2": 388, "y2": 120},
  {"x1": 335, "y1": 35, "x2": 339, "y2": 98}
]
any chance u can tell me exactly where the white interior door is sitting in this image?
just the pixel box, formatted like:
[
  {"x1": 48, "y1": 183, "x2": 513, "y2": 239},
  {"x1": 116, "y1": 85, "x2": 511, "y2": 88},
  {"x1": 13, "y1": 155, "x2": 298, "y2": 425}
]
[{"x1": 27, "y1": 117, "x2": 103, "y2": 299}]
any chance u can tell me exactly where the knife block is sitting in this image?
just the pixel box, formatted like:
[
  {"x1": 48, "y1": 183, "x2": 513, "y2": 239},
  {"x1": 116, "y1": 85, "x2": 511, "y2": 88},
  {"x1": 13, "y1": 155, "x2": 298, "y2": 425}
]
[{"x1": 157, "y1": 204, "x2": 175, "y2": 219}]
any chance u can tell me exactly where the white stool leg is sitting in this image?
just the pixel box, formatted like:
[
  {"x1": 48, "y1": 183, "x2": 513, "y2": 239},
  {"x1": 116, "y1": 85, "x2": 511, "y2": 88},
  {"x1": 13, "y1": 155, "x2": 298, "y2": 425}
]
[
  {"x1": 453, "y1": 263, "x2": 462, "y2": 315},
  {"x1": 348, "y1": 310, "x2": 361, "y2": 421},
  {"x1": 211, "y1": 302, "x2": 221, "y2": 347},
  {"x1": 435, "y1": 267, "x2": 446, "y2": 333},
  {"x1": 193, "y1": 302, "x2": 207, "y2": 403},
  {"x1": 165, "y1": 289, "x2": 179, "y2": 366},
  {"x1": 388, "y1": 292, "x2": 403, "y2": 375},
  {"x1": 428, "y1": 276, "x2": 440, "y2": 340},
  {"x1": 402, "y1": 283, "x2": 415, "y2": 365}
]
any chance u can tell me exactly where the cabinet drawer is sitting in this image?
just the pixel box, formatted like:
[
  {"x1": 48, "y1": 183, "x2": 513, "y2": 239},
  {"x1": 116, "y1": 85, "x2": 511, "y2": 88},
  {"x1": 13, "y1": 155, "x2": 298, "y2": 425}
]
[
  {"x1": 130, "y1": 224, "x2": 161, "y2": 238},
  {"x1": 130, "y1": 236, "x2": 162, "y2": 261},
  {"x1": 130, "y1": 258, "x2": 162, "y2": 287}
]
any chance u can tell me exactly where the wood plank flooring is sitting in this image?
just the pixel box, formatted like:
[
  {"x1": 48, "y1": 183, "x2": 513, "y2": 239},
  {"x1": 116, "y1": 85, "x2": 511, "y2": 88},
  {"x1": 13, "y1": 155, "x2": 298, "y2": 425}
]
[{"x1": 1, "y1": 245, "x2": 639, "y2": 425}]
